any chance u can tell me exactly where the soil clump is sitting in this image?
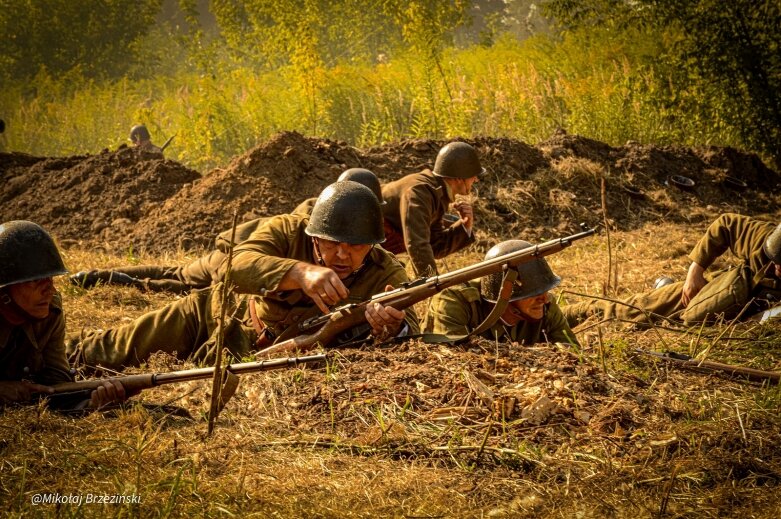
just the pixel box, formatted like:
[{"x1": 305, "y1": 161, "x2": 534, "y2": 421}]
[{"x1": 1, "y1": 131, "x2": 778, "y2": 254}]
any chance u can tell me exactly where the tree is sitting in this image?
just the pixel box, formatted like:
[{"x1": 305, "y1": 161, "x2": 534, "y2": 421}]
[
  {"x1": 541, "y1": 0, "x2": 781, "y2": 169},
  {"x1": 0, "y1": 0, "x2": 163, "y2": 84}
]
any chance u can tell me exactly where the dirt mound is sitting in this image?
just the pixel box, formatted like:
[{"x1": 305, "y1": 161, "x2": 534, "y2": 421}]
[
  {"x1": 1, "y1": 146, "x2": 200, "y2": 247},
  {"x1": 1, "y1": 131, "x2": 778, "y2": 254}
]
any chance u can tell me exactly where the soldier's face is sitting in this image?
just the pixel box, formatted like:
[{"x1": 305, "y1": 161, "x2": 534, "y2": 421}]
[
  {"x1": 453, "y1": 176, "x2": 478, "y2": 196},
  {"x1": 314, "y1": 238, "x2": 372, "y2": 279},
  {"x1": 500, "y1": 292, "x2": 547, "y2": 325},
  {"x1": 9, "y1": 277, "x2": 55, "y2": 319}
]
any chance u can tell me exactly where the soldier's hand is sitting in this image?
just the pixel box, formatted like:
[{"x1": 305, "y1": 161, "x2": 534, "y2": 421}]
[
  {"x1": 681, "y1": 262, "x2": 707, "y2": 307},
  {"x1": 283, "y1": 262, "x2": 349, "y2": 313},
  {"x1": 453, "y1": 201, "x2": 474, "y2": 232},
  {"x1": 88, "y1": 379, "x2": 127, "y2": 409},
  {"x1": 365, "y1": 284, "x2": 405, "y2": 338},
  {"x1": 0, "y1": 380, "x2": 53, "y2": 404}
]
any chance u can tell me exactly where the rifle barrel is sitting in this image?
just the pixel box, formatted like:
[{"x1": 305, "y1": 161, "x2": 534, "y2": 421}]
[
  {"x1": 51, "y1": 354, "x2": 327, "y2": 394},
  {"x1": 638, "y1": 350, "x2": 779, "y2": 384}
]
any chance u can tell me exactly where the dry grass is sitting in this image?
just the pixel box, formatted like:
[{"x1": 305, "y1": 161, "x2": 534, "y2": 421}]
[{"x1": 2, "y1": 220, "x2": 781, "y2": 517}]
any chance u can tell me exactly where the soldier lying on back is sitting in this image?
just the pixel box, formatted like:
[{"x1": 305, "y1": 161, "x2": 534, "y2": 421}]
[
  {"x1": 69, "y1": 168, "x2": 384, "y2": 294},
  {"x1": 423, "y1": 240, "x2": 578, "y2": 346},
  {"x1": 382, "y1": 141, "x2": 484, "y2": 276},
  {"x1": 0, "y1": 221, "x2": 127, "y2": 409},
  {"x1": 67, "y1": 182, "x2": 418, "y2": 371},
  {"x1": 563, "y1": 213, "x2": 781, "y2": 327}
]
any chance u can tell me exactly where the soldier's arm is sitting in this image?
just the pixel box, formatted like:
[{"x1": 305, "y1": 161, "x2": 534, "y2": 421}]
[
  {"x1": 399, "y1": 186, "x2": 439, "y2": 276},
  {"x1": 544, "y1": 302, "x2": 580, "y2": 347},
  {"x1": 430, "y1": 217, "x2": 476, "y2": 259},
  {"x1": 689, "y1": 213, "x2": 773, "y2": 268},
  {"x1": 422, "y1": 288, "x2": 473, "y2": 336},
  {"x1": 36, "y1": 306, "x2": 74, "y2": 387},
  {"x1": 231, "y1": 215, "x2": 301, "y2": 295}
]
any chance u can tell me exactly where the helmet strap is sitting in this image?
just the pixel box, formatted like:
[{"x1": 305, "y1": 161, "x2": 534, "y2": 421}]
[{"x1": 312, "y1": 238, "x2": 326, "y2": 266}]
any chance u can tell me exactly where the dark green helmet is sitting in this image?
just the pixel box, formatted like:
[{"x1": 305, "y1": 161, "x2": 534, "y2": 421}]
[
  {"x1": 129, "y1": 124, "x2": 151, "y2": 143},
  {"x1": 337, "y1": 168, "x2": 385, "y2": 204},
  {"x1": 306, "y1": 181, "x2": 385, "y2": 245},
  {"x1": 481, "y1": 240, "x2": 561, "y2": 302},
  {"x1": 432, "y1": 141, "x2": 485, "y2": 179},
  {"x1": 763, "y1": 223, "x2": 781, "y2": 263},
  {"x1": 0, "y1": 220, "x2": 67, "y2": 289}
]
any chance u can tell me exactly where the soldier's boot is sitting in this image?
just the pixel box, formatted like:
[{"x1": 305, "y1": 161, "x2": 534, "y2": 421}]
[{"x1": 69, "y1": 270, "x2": 143, "y2": 289}]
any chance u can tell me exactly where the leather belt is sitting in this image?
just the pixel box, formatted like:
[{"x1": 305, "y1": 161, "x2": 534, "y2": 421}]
[{"x1": 249, "y1": 298, "x2": 276, "y2": 348}]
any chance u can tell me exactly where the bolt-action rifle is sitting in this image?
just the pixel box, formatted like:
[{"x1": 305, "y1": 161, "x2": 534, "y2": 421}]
[
  {"x1": 258, "y1": 225, "x2": 596, "y2": 357},
  {"x1": 636, "y1": 350, "x2": 780, "y2": 385},
  {"x1": 47, "y1": 354, "x2": 326, "y2": 401},
  {"x1": 160, "y1": 133, "x2": 176, "y2": 152}
]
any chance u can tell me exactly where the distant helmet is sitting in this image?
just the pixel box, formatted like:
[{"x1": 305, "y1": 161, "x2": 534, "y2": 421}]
[
  {"x1": 653, "y1": 276, "x2": 675, "y2": 289},
  {"x1": 432, "y1": 142, "x2": 485, "y2": 179},
  {"x1": 306, "y1": 181, "x2": 385, "y2": 245},
  {"x1": 763, "y1": 223, "x2": 781, "y2": 264},
  {"x1": 0, "y1": 221, "x2": 67, "y2": 289},
  {"x1": 481, "y1": 240, "x2": 561, "y2": 302},
  {"x1": 129, "y1": 124, "x2": 151, "y2": 143},
  {"x1": 337, "y1": 168, "x2": 385, "y2": 204}
]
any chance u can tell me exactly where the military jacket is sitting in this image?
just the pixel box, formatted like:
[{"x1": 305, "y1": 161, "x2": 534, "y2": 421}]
[
  {"x1": 215, "y1": 198, "x2": 316, "y2": 253},
  {"x1": 423, "y1": 281, "x2": 577, "y2": 345},
  {"x1": 0, "y1": 293, "x2": 72, "y2": 385},
  {"x1": 231, "y1": 213, "x2": 419, "y2": 338},
  {"x1": 689, "y1": 213, "x2": 776, "y2": 275},
  {"x1": 382, "y1": 170, "x2": 474, "y2": 275}
]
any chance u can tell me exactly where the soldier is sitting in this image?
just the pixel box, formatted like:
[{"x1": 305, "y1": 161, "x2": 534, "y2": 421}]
[
  {"x1": 69, "y1": 168, "x2": 385, "y2": 294},
  {"x1": 563, "y1": 213, "x2": 781, "y2": 327},
  {"x1": 0, "y1": 221, "x2": 126, "y2": 409},
  {"x1": 129, "y1": 124, "x2": 163, "y2": 153},
  {"x1": 67, "y1": 181, "x2": 418, "y2": 371},
  {"x1": 382, "y1": 141, "x2": 484, "y2": 276},
  {"x1": 423, "y1": 240, "x2": 578, "y2": 345}
]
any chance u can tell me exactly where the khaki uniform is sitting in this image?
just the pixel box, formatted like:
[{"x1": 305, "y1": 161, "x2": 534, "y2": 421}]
[
  {"x1": 423, "y1": 281, "x2": 578, "y2": 345},
  {"x1": 1, "y1": 293, "x2": 72, "y2": 385},
  {"x1": 69, "y1": 214, "x2": 418, "y2": 370},
  {"x1": 103, "y1": 197, "x2": 319, "y2": 293},
  {"x1": 563, "y1": 214, "x2": 781, "y2": 326},
  {"x1": 382, "y1": 171, "x2": 474, "y2": 276}
]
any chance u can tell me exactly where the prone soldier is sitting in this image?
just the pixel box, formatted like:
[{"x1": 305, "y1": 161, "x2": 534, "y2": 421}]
[
  {"x1": 67, "y1": 181, "x2": 418, "y2": 371},
  {"x1": 563, "y1": 213, "x2": 781, "y2": 326},
  {"x1": 0, "y1": 221, "x2": 127, "y2": 409},
  {"x1": 423, "y1": 240, "x2": 578, "y2": 346}
]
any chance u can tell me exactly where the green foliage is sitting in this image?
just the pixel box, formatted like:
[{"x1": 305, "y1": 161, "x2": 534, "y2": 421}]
[
  {"x1": 0, "y1": 0, "x2": 163, "y2": 84},
  {"x1": 542, "y1": 0, "x2": 781, "y2": 168},
  {"x1": 1, "y1": 1, "x2": 777, "y2": 171}
]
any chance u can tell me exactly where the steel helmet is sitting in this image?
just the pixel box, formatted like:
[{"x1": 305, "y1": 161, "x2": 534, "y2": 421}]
[
  {"x1": 481, "y1": 240, "x2": 561, "y2": 302},
  {"x1": 337, "y1": 168, "x2": 385, "y2": 204},
  {"x1": 763, "y1": 223, "x2": 781, "y2": 263},
  {"x1": 0, "y1": 220, "x2": 67, "y2": 289},
  {"x1": 129, "y1": 124, "x2": 151, "y2": 143},
  {"x1": 306, "y1": 181, "x2": 385, "y2": 245},
  {"x1": 432, "y1": 142, "x2": 485, "y2": 179}
]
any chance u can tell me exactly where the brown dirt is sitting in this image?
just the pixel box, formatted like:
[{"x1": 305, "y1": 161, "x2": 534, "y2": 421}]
[{"x1": 2, "y1": 130, "x2": 778, "y2": 254}]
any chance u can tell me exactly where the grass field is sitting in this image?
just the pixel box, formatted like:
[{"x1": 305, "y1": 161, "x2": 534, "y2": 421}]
[{"x1": 2, "y1": 219, "x2": 780, "y2": 517}]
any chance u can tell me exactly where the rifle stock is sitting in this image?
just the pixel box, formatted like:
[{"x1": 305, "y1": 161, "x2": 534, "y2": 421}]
[
  {"x1": 258, "y1": 226, "x2": 596, "y2": 357},
  {"x1": 49, "y1": 354, "x2": 327, "y2": 397}
]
